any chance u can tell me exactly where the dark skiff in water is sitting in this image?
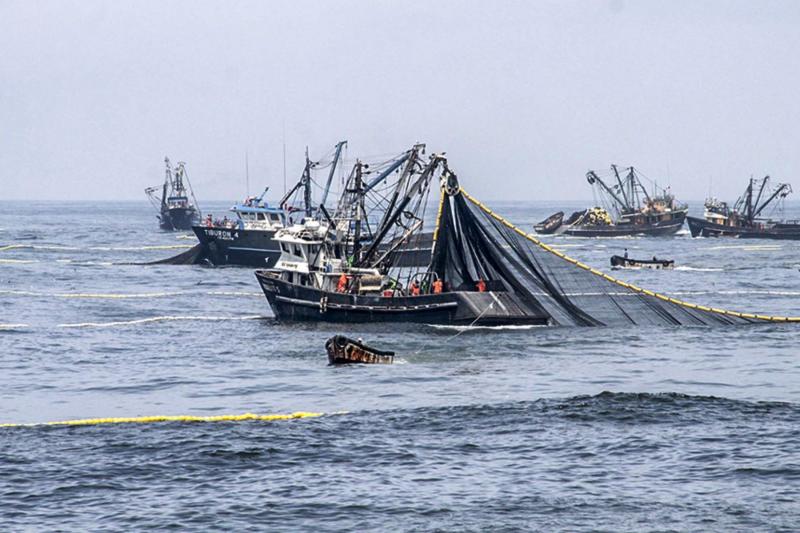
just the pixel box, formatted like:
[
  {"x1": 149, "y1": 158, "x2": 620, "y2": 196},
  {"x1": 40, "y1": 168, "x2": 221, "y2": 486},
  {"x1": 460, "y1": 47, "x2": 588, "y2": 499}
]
[
  {"x1": 533, "y1": 211, "x2": 564, "y2": 234},
  {"x1": 325, "y1": 335, "x2": 395, "y2": 365},
  {"x1": 610, "y1": 255, "x2": 674, "y2": 269}
]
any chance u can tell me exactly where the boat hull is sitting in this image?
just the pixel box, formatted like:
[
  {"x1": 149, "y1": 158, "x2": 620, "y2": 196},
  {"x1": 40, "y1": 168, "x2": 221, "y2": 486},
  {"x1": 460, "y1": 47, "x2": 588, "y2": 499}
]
[
  {"x1": 687, "y1": 216, "x2": 800, "y2": 239},
  {"x1": 192, "y1": 226, "x2": 281, "y2": 267},
  {"x1": 563, "y1": 214, "x2": 686, "y2": 237},
  {"x1": 325, "y1": 335, "x2": 395, "y2": 365},
  {"x1": 255, "y1": 270, "x2": 550, "y2": 325},
  {"x1": 159, "y1": 207, "x2": 200, "y2": 231},
  {"x1": 610, "y1": 255, "x2": 674, "y2": 270}
]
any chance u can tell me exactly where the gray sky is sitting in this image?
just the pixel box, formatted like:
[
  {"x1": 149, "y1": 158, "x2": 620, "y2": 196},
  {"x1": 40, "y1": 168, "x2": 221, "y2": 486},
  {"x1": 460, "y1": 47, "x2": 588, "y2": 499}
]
[{"x1": 2, "y1": 0, "x2": 800, "y2": 202}]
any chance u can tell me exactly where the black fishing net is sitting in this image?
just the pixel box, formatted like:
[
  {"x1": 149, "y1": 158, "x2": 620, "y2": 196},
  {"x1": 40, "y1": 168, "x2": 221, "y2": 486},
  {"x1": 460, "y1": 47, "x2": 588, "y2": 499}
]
[{"x1": 430, "y1": 190, "x2": 775, "y2": 326}]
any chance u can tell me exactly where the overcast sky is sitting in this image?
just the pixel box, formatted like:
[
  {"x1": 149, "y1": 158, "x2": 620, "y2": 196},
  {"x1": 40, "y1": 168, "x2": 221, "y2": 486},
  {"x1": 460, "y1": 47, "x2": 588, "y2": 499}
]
[{"x1": 2, "y1": 0, "x2": 800, "y2": 203}]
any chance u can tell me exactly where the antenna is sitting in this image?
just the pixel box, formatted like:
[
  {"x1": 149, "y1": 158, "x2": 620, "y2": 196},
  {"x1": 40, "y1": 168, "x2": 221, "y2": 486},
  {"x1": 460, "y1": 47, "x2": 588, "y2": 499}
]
[
  {"x1": 245, "y1": 150, "x2": 250, "y2": 197},
  {"x1": 282, "y1": 121, "x2": 287, "y2": 196}
]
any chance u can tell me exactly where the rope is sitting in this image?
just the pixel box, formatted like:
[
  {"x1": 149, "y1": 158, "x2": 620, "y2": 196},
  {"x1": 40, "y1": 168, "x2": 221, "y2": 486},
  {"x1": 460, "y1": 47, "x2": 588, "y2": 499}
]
[
  {"x1": 459, "y1": 188, "x2": 800, "y2": 323},
  {"x1": 0, "y1": 411, "x2": 329, "y2": 429}
]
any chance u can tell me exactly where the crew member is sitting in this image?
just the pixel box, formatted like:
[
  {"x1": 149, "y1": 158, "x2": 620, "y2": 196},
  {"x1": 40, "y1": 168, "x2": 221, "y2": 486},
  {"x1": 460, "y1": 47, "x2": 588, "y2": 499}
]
[
  {"x1": 205, "y1": 214, "x2": 213, "y2": 227},
  {"x1": 337, "y1": 273, "x2": 348, "y2": 293},
  {"x1": 410, "y1": 280, "x2": 421, "y2": 296},
  {"x1": 432, "y1": 278, "x2": 443, "y2": 294},
  {"x1": 476, "y1": 278, "x2": 487, "y2": 292}
]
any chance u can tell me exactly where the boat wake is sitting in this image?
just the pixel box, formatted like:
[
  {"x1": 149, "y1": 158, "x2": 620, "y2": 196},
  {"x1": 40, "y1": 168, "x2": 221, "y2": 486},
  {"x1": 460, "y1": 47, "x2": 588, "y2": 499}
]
[
  {"x1": 57, "y1": 315, "x2": 266, "y2": 328},
  {"x1": 426, "y1": 324, "x2": 546, "y2": 332},
  {"x1": 674, "y1": 266, "x2": 725, "y2": 272},
  {"x1": 707, "y1": 244, "x2": 782, "y2": 251}
]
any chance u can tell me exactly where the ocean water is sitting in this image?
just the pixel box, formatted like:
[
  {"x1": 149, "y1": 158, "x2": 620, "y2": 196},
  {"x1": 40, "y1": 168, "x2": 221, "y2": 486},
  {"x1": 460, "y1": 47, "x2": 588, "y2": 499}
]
[{"x1": 1, "y1": 200, "x2": 799, "y2": 531}]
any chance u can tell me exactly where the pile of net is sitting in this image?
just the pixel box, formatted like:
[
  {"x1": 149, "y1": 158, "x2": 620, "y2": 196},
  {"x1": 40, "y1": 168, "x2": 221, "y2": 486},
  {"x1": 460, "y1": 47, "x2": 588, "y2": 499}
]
[{"x1": 430, "y1": 189, "x2": 795, "y2": 327}]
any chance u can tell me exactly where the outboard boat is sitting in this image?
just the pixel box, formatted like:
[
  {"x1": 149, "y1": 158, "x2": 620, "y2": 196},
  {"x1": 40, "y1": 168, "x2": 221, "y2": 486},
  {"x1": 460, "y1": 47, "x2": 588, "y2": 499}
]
[
  {"x1": 326, "y1": 335, "x2": 395, "y2": 365},
  {"x1": 610, "y1": 255, "x2": 674, "y2": 270}
]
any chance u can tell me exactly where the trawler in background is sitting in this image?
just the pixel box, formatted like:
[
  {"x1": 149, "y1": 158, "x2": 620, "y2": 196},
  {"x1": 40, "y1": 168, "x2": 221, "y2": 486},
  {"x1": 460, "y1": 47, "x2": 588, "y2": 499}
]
[
  {"x1": 535, "y1": 165, "x2": 687, "y2": 237},
  {"x1": 145, "y1": 157, "x2": 201, "y2": 230},
  {"x1": 687, "y1": 176, "x2": 800, "y2": 239},
  {"x1": 192, "y1": 141, "x2": 347, "y2": 267}
]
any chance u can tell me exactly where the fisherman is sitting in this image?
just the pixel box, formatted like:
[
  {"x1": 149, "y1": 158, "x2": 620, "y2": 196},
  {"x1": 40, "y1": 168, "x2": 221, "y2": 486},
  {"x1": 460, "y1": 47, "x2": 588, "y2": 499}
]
[
  {"x1": 476, "y1": 278, "x2": 487, "y2": 292},
  {"x1": 205, "y1": 214, "x2": 213, "y2": 227},
  {"x1": 410, "y1": 280, "x2": 421, "y2": 296},
  {"x1": 624, "y1": 248, "x2": 628, "y2": 259},
  {"x1": 432, "y1": 278, "x2": 443, "y2": 294},
  {"x1": 337, "y1": 273, "x2": 348, "y2": 293},
  {"x1": 222, "y1": 216, "x2": 229, "y2": 227}
]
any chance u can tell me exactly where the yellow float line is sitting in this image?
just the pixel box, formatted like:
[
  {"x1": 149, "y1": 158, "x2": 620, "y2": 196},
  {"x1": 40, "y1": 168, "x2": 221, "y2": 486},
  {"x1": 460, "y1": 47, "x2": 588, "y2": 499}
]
[
  {"x1": 460, "y1": 189, "x2": 800, "y2": 323},
  {"x1": 0, "y1": 411, "x2": 328, "y2": 428}
]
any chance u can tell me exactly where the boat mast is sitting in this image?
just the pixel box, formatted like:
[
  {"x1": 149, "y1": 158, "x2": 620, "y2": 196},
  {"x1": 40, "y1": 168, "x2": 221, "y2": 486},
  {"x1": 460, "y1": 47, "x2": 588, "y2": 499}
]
[
  {"x1": 611, "y1": 164, "x2": 630, "y2": 211},
  {"x1": 320, "y1": 140, "x2": 347, "y2": 208},
  {"x1": 753, "y1": 177, "x2": 792, "y2": 219},
  {"x1": 751, "y1": 175, "x2": 769, "y2": 220},
  {"x1": 352, "y1": 161, "x2": 365, "y2": 261},
  {"x1": 586, "y1": 170, "x2": 627, "y2": 214},
  {"x1": 358, "y1": 153, "x2": 443, "y2": 267},
  {"x1": 161, "y1": 157, "x2": 171, "y2": 210},
  {"x1": 303, "y1": 147, "x2": 313, "y2": 217}
]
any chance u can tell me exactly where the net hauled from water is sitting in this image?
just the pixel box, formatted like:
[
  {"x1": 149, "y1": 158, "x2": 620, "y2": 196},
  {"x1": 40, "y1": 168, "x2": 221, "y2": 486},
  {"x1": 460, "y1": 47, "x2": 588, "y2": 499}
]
[{"x1": 429, "y1": 187, "x2": 799, "y2": 327}]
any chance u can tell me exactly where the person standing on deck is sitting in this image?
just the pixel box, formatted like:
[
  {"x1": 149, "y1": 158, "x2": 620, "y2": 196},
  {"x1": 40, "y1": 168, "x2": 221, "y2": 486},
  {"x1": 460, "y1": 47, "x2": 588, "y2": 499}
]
[{"x1": 337, "y1": 273, "x2": 348, "y2": 293}]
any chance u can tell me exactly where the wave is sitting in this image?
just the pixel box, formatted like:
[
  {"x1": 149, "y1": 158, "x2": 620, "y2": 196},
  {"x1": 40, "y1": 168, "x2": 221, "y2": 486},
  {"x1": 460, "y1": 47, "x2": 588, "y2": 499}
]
[
  {"x1": 0, "y1": 289, "x2": 262, "y2": 299},
  {"x1": 0, "y1": 258, "x2": 38, "y2": 264},
  {"x1": 707, "y1": 244, "x2": 782, "y2": 251},
  {"x1": 0, "y1": 244, "x2": 191, "y2": 253},
  {"x1": 0, "y1": 323, "x2": 29, "y2": 330},
  {"x1": 57, "y1": 315, "x2": 266, "y2": 328},
  {"x1": 426, "y1": 324, "x2": 546, "y2": 332}
]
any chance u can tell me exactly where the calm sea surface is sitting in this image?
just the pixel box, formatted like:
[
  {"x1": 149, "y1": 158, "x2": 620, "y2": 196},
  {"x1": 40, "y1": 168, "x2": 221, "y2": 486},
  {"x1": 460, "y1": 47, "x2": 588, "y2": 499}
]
[{"x1": 1, "y1": 200, "x2": 799, "y2": 531}]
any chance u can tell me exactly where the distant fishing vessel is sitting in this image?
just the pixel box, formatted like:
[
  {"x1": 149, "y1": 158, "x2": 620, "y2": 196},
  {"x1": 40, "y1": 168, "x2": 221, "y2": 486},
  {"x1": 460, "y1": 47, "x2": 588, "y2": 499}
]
[
  {"x1": 145, "y1": 157, "x2": 201, "y2": 231},
  {"x1": 192, "y1": 141, "x2": 347, "y2": 267},
  {"x1": 686, "y1": 176, "x2": 799, "y2": 239},
  {"x1": 535, "y1": 165, "x2": 687, "y2": 237}
]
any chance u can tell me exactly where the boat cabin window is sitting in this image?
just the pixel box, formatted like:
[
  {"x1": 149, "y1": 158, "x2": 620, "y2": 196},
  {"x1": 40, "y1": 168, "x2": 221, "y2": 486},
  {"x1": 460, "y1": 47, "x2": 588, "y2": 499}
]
[
  {"x1": 257, "y1": 213, "x2": 266, "y2": 220},
  {"x1": 269, "y1": 214, "x2": 281, "y2": 222},
  {"x1": 280, "y1": 243, "x2": 289, "y2": 253},
  {"x1": 293, "y1": 244, "x2": 303, "y2": 257}
]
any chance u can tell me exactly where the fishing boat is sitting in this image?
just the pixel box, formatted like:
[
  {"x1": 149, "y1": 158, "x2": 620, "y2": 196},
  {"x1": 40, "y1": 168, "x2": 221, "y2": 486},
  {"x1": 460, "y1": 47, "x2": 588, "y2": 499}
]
[
  {"x1": 256, "y1": 150, "x2": 548, "y2": 325},
  {"x1": 610, "y1": 254, "x2": 674, "y2": 270},
  {"x1": 686, "y1": 176, "x2": 799, "y2": 239},
  {"x1": 192, "y1": 141, "x2": 347, "y2": 267},
  {"x1": 536, "y1": 165, "x2": 687, "y2": 237},
  {"x1": 325, "y1": 335, "x2": 394, "y2": 365},
  {"x1": 145, "y1": 157, "x2": 201, "y2": 231}
]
